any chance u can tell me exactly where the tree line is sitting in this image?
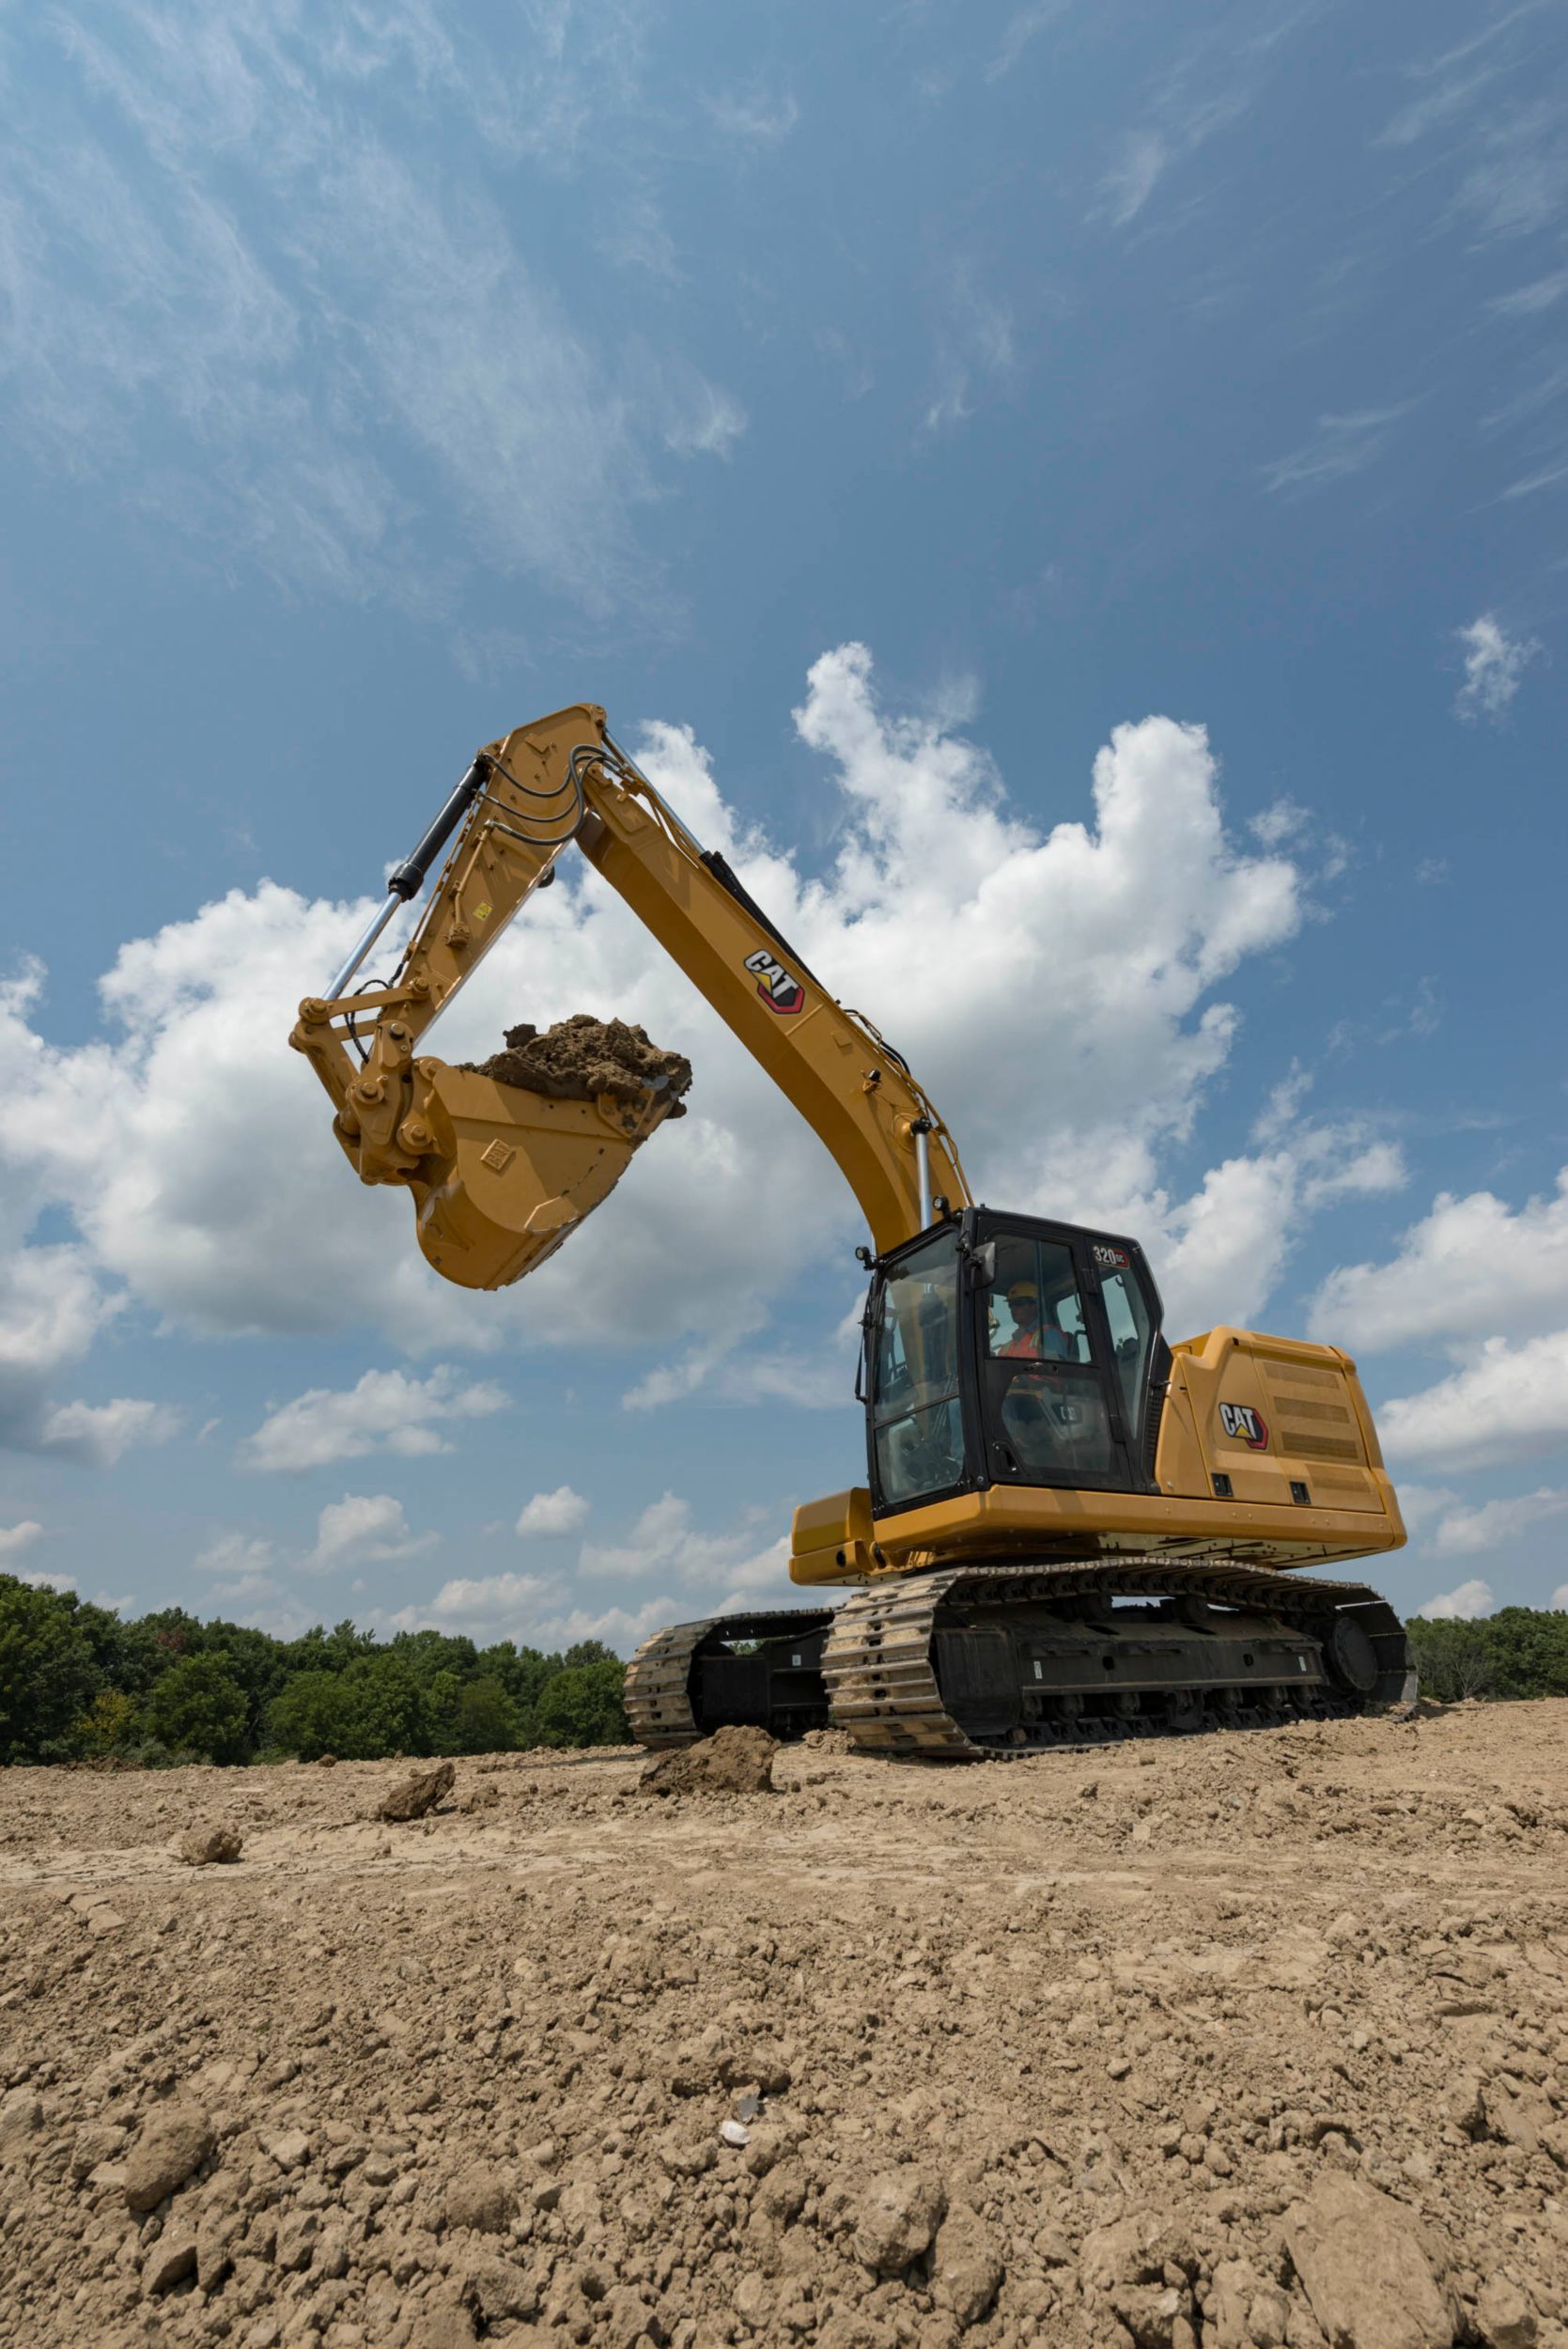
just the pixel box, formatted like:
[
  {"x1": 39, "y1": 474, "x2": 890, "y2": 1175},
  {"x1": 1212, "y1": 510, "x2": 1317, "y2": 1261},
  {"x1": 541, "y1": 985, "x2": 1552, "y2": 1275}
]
[
  {"x1": 1405, "y1": 1606, "x2": 1568, "y2": 1704},
  {"x1": 0, "y1": 1572, "x2": 629, "y2": 1766},
  {"x1": 5, "y1": 1573, "x2": 1566, "y2": 1766}
]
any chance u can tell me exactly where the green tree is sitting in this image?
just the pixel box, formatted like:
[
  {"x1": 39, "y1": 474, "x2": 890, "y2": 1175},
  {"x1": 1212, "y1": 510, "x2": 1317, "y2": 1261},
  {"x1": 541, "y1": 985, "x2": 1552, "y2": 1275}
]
[
  {"x1": 454, "y1": 1675, "x2": 518, "y2": 1755},
  {"x1": 1481, "y1": 1607, "x2": 1568, "y2": 1699},
  {"x1": 74, "y1": 1688, "x2": 138, "y2": 1754},
  {"x1": 1407, "y1": 1618, "x2": 1497, "y2": 1703},
  {"x1": 0, "y1": 1577, "x2": 102, "y2": 1763},
  {"x1": 145, "y1": 1650, "x2": 251, "y2": 1763},
  {"x1": 268, "y1": 1671, "x2": 353, "y2": 1761},
  {"x1": 425, "y1": 1668, "x2": 465, "y2": 1755},
  {"x1": 534, "y1": 1658, "x2": 629, "y2": 1750}
]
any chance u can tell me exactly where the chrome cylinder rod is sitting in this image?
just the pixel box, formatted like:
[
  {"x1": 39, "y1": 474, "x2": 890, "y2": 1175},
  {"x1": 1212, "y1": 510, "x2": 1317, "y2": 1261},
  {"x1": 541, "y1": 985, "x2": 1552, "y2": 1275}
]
[
  {"x1": 914, "y1": 1120, "x2": 933, "y2": 1231},
  {"x1": 323, "y1": 758, "x2": 486, "y2": 1000}
]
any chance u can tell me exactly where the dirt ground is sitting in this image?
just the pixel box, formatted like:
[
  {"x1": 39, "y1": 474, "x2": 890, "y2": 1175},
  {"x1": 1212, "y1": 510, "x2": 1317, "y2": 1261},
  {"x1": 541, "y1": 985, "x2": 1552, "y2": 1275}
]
[{"x1": 4, "y1": 1702, "x2": 1568, "y2": 2349}]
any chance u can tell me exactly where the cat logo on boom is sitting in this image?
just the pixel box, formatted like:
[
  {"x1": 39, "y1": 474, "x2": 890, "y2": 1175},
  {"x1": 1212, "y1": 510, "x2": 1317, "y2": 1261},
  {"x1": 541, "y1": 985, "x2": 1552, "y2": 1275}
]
[
  {"x1": 1219, "y1": 1401, "x2": 1269, "y2": 1450},
  {"x1": 743, "y1": 948, "x2": 804, "y2": 1014}
]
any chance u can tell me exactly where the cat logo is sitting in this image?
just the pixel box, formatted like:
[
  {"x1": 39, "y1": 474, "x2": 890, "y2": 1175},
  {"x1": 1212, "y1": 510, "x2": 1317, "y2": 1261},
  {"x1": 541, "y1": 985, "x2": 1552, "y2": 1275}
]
[
  {"x1": 1219, "y1": 1401, "x2": 1269, "y2": 1451},
  {"x1": 743, "y1": 947, "x2": 804, "y2": 1014}
]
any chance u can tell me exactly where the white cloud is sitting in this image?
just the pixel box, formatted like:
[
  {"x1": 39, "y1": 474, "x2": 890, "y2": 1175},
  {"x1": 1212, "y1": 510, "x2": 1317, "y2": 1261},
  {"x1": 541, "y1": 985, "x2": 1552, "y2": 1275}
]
[
  {"x1": 1379, "y1": 1330, "x2": 1568, "y2": 1474},
  {"x1": 1430, "y1": 1487, "x2": 1568, "y2": 1556},
  {"x1": 194, "y1": 1532, "x2": 276, "y2": 1578},
  {"x1": 0, "y1": 2, "x2": 735, "y2": 624},
  {"x1": 515, "y1": 1486, "x2": 590, "y2": 1538},
  {"x1": 1262, "y1": 408, "x2": 1411, "y2": 496},
  {"x1": 17, "y1": 1569, "x2": 77, "y2": 1595},
  {"x1": 383, "y1": 1568, "x2": 562, "y2": 1642},
  {"x1": 0, "y1": 646, "x2": 1390, "y2": 1407},
  {"x1": 38, "y1": 1396, "x2": 181, "y2": 1467},
  {"x1": 239, "y1": 1364, "x2": 507, "y2": 1472},
  {"x1": 1310, "y1": 1172, "x2": 1568, "y2": 1353},
  {"x1": 705, "y1": 87, "x2": 799, "y2": 147},
  {"x1": 1552, "y1": 1583, "x2": 1568, "y2": 1610},
  {"x1": 305, "y1": 1492, "x2": 435, "y2": 1574},
  {"x1": 1454, "y1": 613, "x2": 1541, "y2": 723},
  {"x1": 1415, "y1": 1578, "x2": 1495, "y2": 1622},
  {"x1": 0, "y1": 1520, "x2": 43, "y2": 1562}
]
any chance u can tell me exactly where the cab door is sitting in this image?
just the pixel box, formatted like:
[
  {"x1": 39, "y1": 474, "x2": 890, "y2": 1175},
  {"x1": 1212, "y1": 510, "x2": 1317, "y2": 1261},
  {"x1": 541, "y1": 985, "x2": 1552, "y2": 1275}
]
[{"x1": 976, "y1": 1228, "x2": 1139, "y2": 1493}]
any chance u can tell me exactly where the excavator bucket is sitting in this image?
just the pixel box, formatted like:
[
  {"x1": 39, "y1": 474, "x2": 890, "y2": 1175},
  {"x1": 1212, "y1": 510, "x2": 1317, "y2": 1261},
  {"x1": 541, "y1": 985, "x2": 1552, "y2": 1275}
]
[{"x1": 399, "y1": 1051, "x2": 688, "y2": 1290}]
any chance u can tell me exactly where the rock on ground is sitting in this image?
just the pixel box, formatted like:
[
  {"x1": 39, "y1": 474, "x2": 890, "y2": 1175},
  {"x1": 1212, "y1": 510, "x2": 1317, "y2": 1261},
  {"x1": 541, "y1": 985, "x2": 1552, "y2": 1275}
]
[
  {"x1": 640, "y1": 1723, "x2": 779, "y2": 1796},
  {"x1": 1281, "y1": 2170, "x2": 1458, "y2": 2349},
  {"x1": 178, "y1": 1821, "x2": 243, "y2": 1865},
  {"x1": 377, "y1": 1761, "x2": 456, "y2": 1822},
  {"x1": 120, "y1": 2103, "x2": 215, "y2": 2213}
]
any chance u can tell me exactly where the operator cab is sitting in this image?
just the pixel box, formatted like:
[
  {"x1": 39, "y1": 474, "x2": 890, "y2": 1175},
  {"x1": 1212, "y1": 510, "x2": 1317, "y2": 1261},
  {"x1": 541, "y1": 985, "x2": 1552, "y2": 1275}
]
[{"x1": 862, "y1": 1208, "x2": 1171, "y2": 1517}]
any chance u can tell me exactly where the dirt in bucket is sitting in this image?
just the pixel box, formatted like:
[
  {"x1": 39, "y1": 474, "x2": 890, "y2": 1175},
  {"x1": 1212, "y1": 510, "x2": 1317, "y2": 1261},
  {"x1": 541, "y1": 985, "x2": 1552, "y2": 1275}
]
[{"x1": 464, "y1": 1014, "x2": 692, "y2": 1115}]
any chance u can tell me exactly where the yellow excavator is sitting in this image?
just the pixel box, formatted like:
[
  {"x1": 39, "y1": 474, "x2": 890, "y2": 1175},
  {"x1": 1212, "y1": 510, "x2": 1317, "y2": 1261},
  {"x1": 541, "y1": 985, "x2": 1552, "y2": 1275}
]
[{"x1": 291, "y1": 704, "x2": 1413, "y2": 1759}]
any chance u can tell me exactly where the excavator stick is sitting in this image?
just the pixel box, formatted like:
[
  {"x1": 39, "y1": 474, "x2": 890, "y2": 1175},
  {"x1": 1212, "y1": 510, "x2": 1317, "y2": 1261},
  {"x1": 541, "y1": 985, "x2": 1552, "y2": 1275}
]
[{"x1": 290, "y1": 708, "x2": 694, "y2": 1289}]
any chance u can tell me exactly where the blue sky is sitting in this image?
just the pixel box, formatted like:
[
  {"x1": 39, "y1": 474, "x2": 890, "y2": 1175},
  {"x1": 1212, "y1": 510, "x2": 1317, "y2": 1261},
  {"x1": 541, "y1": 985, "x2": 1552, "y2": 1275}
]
[{"x1": 4, "y1": 0, "x2": 1568, "y2": 1645}]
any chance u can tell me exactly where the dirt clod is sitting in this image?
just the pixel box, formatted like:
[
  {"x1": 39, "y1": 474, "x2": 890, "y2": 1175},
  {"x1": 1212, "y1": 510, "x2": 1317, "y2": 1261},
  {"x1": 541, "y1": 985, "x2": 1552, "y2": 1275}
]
[
  {"x1": 1281, "y1": 2170, "x2": 1457, "y2": 2349},
  {"x1": 121, "y1": 2102, "x2": 215, "y2": 2213},
  {"x1": 178, "y1": 1820, "x2": 243, "y2": 1865},
  {"x1": 640, "y1": 1722, "x2": 779, "y2": 1796},
  {"x1": 468, "y1": 1013, "x2": 692, "y2": 1116},
  {"x1": 852, "y1": 2167, "x2": 947, "y2": 2272},
  {"x1": 377, "y1": 1760, "x2": 456, "y2": 1821}
]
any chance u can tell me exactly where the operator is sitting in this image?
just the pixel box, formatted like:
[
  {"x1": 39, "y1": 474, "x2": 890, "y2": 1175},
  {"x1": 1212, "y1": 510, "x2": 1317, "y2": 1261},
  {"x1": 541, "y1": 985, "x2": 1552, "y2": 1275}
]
[{"x1": 997, "y1": 1279, "x2": 1072, "y2": 1361}]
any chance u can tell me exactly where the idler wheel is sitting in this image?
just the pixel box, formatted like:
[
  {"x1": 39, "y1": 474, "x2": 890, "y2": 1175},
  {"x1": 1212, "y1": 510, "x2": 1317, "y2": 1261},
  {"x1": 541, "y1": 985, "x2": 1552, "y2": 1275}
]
[{"x1": 1322, "y1": 1613, "x2": 1377, "y2": 1696}]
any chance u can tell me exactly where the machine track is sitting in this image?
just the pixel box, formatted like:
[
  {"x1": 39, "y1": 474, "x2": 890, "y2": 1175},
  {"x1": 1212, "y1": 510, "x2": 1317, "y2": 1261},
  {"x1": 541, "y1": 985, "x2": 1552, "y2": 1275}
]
[
  {"x1": 625, "y1": 1558, "x2": 1415, "y2": 1760},
  {"x1": 623, "y1": 1609, "x2": 837, "y2": 1750}
]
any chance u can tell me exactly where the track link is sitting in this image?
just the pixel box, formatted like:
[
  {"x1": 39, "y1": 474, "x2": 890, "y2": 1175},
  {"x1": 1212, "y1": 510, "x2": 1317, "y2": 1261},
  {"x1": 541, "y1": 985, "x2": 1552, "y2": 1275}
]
[
  {"x1": 623, "y1": 1609, "x2": 836, "y2": 1750},
  {"x1": 821, "y1": 1556, "x2": 1414, "y2": 1759}
]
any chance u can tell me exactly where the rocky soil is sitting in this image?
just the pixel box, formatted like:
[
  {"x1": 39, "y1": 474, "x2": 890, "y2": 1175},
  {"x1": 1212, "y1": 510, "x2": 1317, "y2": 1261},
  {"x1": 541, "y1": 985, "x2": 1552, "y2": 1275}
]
[
  {"x1": 4, "y1": 1701, "x2": 1568, "y2": 2349},
  {"x1": 467, "y1": 1019, "x2": 692, "y2": 1116}
]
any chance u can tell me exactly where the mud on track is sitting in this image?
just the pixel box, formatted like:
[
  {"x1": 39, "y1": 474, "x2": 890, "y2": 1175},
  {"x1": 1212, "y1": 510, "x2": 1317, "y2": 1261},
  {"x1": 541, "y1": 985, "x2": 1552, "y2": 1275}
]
[{"x1": 3, "y1": 1703, "x2": 1568, "y2": 2349}]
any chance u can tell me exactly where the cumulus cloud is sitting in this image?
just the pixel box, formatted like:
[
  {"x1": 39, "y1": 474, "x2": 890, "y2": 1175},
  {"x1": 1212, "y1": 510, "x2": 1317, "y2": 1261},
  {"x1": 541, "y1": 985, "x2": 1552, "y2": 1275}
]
[
  {"x1": 0, "y1": 646, "x2": 1388, "y2": 1410},
  {"x1": 0, "y1": 1520, "x2": 43, "y2": 1561},
  {"x1": 1454, "y1": 614, "x2": 1541, "y2": 722},
  {"x1": 38, "y1": 1397, "x2": 181, "y2": 1467},
  {"x1": 239, "y1": 1365, "x2": 507, "y2": 1472},
  {"x1": 1429, "y1": 1487, "x2": 1568, "y2": 1555},
  {"x1": 381, "y1": 1569, "x2": 565, "y2": 1642},
  {"x1": 515, "y1": 1486, "x2": 591, "y2": 1538},
  {"x1": 1311, "y1": 1173, "x2": 1568, "y2": 1354},
  {"x1": 576, "y1": 1491, "x2": 782, "y2": 1594},
  {"x1": 17, "y1": 1569, "x2": 78, "y2": 1595},
  {"x1": 1379, "y1": 1330, "x2": 1568, "y2": 1474},
  {"x1": 194, "y1": 1532, "x2": 276, "y2": 1579},
  {"x1": 1415, "y1": 1578, "x2": 1495, "y2": 1622},
  {"x1": 304, "y1": 1493, "x2": 436, "y2": 1574},
  {"x1": 1553, "y1": 1582, "x2": 1568, "y2": 1610}
]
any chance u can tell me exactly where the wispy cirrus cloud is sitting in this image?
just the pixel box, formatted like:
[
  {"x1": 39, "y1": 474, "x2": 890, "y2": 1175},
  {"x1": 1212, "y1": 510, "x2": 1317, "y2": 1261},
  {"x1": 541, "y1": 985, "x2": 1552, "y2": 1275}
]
[
  {"x1": 1261, "y1": 406, "x2": 1411, "y2": 496},
  {"x1": 0, "y1": 1, "x2": 741, "y2": 628}
]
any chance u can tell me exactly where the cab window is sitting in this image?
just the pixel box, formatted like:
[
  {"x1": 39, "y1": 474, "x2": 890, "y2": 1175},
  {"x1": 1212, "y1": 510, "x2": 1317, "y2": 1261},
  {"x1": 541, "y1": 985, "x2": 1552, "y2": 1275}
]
[
  {"x1": 986, "y1": 1237, "x2": 1088, "y2": 1363},
  {"x1": 871, "y1": 1230, "x2": 965, "y2": 1507},
  {"x1": 1100, "y1": 1267, "x2": 1155, "y2": 1438}
]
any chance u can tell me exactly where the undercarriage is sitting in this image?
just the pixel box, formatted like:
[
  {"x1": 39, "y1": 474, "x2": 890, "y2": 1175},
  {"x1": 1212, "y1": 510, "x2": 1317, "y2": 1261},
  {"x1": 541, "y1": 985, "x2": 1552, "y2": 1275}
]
[{"x1": 623, "y1": 1557, "x2": 1416, "y2": 1760}]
